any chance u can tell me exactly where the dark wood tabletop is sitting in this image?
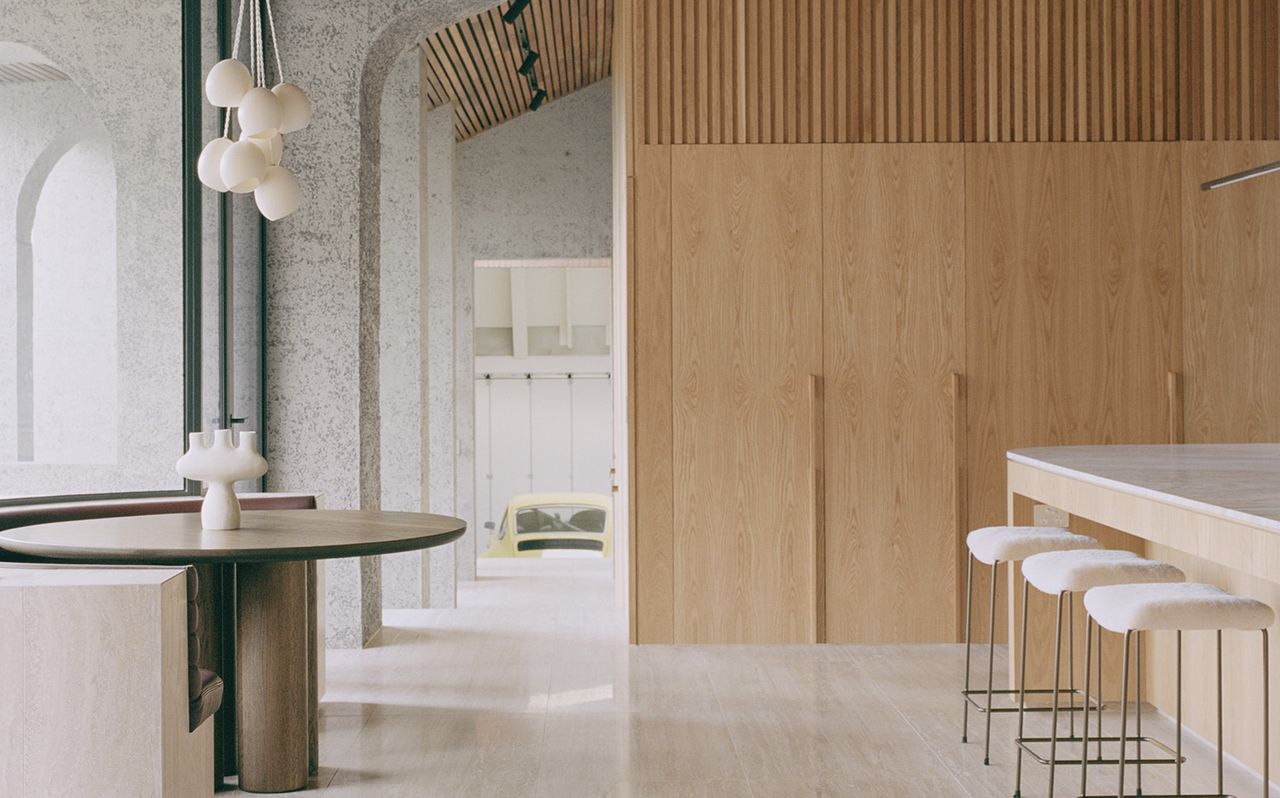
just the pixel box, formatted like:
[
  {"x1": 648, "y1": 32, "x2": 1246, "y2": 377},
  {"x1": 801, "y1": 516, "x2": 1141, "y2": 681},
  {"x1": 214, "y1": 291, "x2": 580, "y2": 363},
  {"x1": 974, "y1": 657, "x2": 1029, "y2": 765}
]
[{"x1": 0, "y1": 509, "x2": 466, "y2": 564}]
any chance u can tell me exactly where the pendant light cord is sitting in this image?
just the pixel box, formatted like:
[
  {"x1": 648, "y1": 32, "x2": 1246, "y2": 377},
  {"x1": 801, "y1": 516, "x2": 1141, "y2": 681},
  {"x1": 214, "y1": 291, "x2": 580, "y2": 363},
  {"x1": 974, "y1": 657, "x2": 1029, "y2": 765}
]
[
  {"x1": 264, "y1": 0, "x2": 284, "y2": 84},
  {"x1": 223, "y1": 0, "x2": 249, "y2": 137}
]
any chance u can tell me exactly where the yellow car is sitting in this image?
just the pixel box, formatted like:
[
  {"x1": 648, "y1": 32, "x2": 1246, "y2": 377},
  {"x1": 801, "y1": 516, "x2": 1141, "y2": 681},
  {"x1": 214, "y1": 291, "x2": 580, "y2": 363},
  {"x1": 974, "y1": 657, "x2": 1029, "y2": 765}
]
[{"x1": 482, "y1": 492, "x2": 613, "y2": 558}]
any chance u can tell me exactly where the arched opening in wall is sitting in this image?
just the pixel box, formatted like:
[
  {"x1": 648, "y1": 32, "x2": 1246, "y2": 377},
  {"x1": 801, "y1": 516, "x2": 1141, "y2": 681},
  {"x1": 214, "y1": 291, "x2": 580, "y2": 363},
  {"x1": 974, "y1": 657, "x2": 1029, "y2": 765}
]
[
  {"x1": 25, "y1": 130, "x2": 118, "y2": 463},
  {"x1": 368, "y1": 3, "x2": 627, "y2": 628},
  {"x1": 3, "y1": 42, "x2": 117, "y2": 466}
]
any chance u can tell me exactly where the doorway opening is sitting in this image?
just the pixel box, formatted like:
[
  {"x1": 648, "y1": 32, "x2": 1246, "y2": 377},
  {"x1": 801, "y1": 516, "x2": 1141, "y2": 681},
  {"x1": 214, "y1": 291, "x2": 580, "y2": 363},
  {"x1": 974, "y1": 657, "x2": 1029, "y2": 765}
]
[{"x1": 472, "y1": 259, "x2": 619, "y2": 609}]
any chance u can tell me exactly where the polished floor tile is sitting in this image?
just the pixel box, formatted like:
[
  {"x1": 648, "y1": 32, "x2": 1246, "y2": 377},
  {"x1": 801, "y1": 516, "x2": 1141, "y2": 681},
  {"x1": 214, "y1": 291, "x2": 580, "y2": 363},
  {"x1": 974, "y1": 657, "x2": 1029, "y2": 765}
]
[{"x1": 216, "y1": 558, "x2": 1271, "y2": 797}]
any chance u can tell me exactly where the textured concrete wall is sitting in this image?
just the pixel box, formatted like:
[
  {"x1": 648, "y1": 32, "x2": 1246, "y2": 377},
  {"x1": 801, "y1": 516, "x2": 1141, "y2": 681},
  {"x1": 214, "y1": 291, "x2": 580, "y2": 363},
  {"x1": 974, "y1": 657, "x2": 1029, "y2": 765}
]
[
  {"x1": 452, "y1": 78, "x2": 614, "y2": 576},
  {"x1": 422, "y1": 101, "x2": 459, "y2": 608},
  {"x1": 378, "y1": 48, "x2": 426, "y2": 608},
  {"x1": 0, "y1": 2, "x2": 184, "y2": 498},
  {"x1": 266, "y1": 0, "x2": 492, "y2": 646}
]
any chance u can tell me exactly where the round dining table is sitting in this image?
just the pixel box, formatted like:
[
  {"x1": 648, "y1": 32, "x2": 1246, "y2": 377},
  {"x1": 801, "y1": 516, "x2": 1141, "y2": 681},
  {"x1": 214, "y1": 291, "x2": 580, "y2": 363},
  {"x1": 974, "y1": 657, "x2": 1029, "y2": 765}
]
[{"x1": 0, "y1": 508, "x2": 465, "y2": 793}]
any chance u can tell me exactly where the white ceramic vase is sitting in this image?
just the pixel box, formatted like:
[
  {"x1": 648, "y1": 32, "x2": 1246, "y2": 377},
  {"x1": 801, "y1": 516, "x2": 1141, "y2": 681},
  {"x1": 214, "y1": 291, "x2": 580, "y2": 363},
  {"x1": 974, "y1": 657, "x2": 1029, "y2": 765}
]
[{"x1": 175, "y1": 429, "x2": 269, "y2": 530}]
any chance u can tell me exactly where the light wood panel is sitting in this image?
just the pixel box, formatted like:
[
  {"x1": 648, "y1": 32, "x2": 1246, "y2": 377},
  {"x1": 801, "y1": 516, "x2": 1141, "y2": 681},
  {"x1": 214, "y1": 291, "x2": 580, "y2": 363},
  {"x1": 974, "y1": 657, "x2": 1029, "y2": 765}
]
[
  {"x1": 1182, "y1": 141, "x2": 1280, "y2": 444},
  {"x1": 966, "y1": 143, "x2": 1182, "y2": 641},
  {"x1": 419, "y1": 0, "x2": 615, "y2": 141},
  {"x1": 822, "y1": 144, "x2": 965, "y2": 643},
  {"x1": 669, "y1": 145, "x2": 822, "y2": 643},
  {"x1": 632, "y1": 145, "x2": 675, "y2": 643},
  {"x1": 1006, "y1": 454, "x2": 1280, "y2": 782},
  {"x1": 631, "y1": 0, "x2": 1280, "y2": 144}
]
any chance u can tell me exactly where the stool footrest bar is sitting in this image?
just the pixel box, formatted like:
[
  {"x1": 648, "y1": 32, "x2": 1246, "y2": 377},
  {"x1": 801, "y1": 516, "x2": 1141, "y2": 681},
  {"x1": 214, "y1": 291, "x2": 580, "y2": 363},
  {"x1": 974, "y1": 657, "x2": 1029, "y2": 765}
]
[
  {"x1": 1014, "y1": 733, "x2": 1183, "y2": 767},
  {"x1": 961, "y1": 687, "x2": 1100, "y2": 713}
]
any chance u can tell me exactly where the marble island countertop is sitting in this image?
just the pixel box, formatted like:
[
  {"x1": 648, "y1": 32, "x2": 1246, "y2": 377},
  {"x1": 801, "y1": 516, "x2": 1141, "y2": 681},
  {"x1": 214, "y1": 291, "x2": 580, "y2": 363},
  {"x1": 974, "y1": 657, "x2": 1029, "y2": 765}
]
[{"x1": 1008, "y1": 443, "x2": 1280, "y2": 535}]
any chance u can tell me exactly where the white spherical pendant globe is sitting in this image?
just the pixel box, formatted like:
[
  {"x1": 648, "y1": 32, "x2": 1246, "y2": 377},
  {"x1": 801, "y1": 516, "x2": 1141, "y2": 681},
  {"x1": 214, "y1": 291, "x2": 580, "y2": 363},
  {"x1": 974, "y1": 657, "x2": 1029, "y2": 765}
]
[
  {"x1": 272, "y1": 83, "x2": 312, "y2": 133},
  {"x1": 254, "y1": 165, "x2": 300, "y2": 221},
  {"x1": 246, "y1": 131, "x2": 283, "y2": 167},
  {"x1": 219, "y1": 139, "x2": 268, "y2": 194},
  {"x1": 197, "y1": 137, "x2": 234, "y2": 192},
  {"x1": 238, "y1": 87, "x2": 283, "y2": 137},
  {"x1": 205, "y1": 58, "x2": 251, "y2": 107}
]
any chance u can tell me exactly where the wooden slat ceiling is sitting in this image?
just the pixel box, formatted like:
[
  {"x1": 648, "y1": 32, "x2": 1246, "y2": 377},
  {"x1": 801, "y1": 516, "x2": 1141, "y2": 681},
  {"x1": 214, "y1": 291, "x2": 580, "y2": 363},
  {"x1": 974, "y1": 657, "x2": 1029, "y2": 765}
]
[{"x1": 419, "y1": 0, "x2": 614, "y2": 141}]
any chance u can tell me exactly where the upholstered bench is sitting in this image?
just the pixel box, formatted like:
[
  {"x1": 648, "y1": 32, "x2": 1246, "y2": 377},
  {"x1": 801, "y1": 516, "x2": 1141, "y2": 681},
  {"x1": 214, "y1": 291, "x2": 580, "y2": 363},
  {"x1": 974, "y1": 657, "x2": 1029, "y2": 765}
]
[{"x1": 0, "y1": 492, "x2": 318, "y2": 782}]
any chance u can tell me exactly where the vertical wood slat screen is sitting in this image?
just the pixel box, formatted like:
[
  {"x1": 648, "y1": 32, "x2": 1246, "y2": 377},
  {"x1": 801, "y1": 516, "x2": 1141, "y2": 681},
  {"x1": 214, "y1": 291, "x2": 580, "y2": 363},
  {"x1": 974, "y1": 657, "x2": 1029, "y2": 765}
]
[{"x1": 632, "y1": 0, "x2": 1280, "y2": 144}]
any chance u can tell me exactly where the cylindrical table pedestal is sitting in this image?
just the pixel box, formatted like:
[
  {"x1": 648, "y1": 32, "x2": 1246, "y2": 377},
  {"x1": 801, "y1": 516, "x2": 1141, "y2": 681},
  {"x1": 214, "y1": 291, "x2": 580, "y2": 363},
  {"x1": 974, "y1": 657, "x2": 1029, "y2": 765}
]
[{"x1": 236, "y1": 560, "x2": 309, "y2": 793}]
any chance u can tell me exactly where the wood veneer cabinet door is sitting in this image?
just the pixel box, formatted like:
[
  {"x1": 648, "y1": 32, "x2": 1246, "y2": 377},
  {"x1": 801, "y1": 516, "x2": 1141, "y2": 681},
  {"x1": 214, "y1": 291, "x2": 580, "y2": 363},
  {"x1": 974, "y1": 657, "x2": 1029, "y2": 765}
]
[
  {"x1": 670, "y1": 145, "x2": 823, "y2": 643},
  {"x1": 822, "y1": 144, "x2": 965, "y2": 643},
  {"x1": 966, "y1": 143, "x2": 1181, "y2": 646}
]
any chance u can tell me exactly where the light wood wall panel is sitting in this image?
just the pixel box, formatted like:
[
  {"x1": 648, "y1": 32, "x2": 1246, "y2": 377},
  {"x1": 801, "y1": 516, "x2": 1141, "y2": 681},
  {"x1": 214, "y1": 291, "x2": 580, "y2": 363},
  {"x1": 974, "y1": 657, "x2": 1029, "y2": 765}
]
[
  {"x1": 632, "y1": 145, "x2": 675, "y2": 643},
  {"x1": 1182, "y1": 142, "x2": 1280, "y2": 443},
  {"x1": 966, "y1": 144, "x2": 1183, "y2": 639},
  {"x1": 630, "y1": 0, "x2": 1280, "y2": 144},
  {"x1": 670, "y1": 145, "x2": 822, "y2": 643},
  {"x1": 822, "y1": 144, "x2": 965, "y2": 643}
]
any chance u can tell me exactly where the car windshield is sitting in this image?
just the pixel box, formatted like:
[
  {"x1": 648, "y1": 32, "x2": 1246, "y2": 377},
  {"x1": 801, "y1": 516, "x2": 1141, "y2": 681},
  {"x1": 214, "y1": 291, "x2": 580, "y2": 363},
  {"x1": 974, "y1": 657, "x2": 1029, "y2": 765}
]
[{"x1": 515, "y1": 505, "x2": 607, "y2": 534}]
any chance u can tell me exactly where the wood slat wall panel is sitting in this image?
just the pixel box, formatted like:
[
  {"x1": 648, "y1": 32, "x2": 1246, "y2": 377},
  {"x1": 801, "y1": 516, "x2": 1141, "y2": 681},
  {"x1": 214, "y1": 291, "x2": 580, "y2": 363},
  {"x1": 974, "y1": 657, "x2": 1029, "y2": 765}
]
[
  {"x1": 822, "y1": 144, "x2": 965, "y2": 644},
  {"x1": 420, "y1": 1, "x2": 615, "y2": 141},
  {"x1": 670, "y1": 145, "x2": 822, "y2": 643},
  {"x1": 633, "y1": 0, "x2": 1280, "y2": 144}
]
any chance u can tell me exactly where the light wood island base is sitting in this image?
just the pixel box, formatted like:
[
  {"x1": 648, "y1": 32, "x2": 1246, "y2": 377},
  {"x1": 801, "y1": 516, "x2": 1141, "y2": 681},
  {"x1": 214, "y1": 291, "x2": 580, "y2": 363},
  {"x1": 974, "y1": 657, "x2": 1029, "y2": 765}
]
[{"x1": 1008, "y1": 444, "x2": 1280, "y2": 784}]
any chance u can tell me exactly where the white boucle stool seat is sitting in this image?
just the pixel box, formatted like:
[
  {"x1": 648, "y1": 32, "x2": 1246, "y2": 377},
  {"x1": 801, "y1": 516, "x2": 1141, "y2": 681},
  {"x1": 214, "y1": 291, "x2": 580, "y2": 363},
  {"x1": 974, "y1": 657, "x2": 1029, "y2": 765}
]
[
  {"x1": 1084, "y1": 582, "x2": 1276, "y2": 633},
  {"x1": 1021, "y1": 549, "x2": 1185, "y2": 595},
  {"x1": 965, "y1": 526, "x2": 1098, "y2": 565}
]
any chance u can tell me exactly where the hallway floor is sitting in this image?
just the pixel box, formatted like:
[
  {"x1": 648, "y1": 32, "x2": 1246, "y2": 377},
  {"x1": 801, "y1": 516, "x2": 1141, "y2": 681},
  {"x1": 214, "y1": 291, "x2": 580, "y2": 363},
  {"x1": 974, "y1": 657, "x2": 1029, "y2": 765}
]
[{"x1": 223, "y1": 558, "x2": 1269, "y2": 797}]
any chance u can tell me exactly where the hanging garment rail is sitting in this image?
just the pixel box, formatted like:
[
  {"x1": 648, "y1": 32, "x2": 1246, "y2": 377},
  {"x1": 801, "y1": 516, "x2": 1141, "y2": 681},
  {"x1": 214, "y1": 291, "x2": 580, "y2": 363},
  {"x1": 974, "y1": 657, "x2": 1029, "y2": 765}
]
[{"x1": 476, "y1": 373, "x2": 611, "y2": 380}]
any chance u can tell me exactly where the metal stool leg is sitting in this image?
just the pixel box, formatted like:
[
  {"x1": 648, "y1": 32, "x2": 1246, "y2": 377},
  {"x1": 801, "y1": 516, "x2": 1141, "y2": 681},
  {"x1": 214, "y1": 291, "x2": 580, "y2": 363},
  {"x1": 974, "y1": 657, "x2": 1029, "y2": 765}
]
[
  {"x1": 984, "y1": 560, "x2": 1000, "y2": 766},
  {"x1": 962, "y1": 554, "x2": 975, "y2": 744},
  {"x1": 1119, "y1": 629, "x2": 1133, "y2": 798},
  {"x1": 1097, "y1": 625, "x2": 1104, "y2": 763},
  {"x1": 1176, "y1": 630, "x2": 1182, "y2": 796},
  {"x1": 1263, "y1": 629, "x2": 1270, "y2": 798},
  {"x1": 1047, "y1": 591, "x2": 1066, "y2": 797},
  {"x1": 1219, "y1": 630, "x2": 1225, "y2": 798},
  {"x1": 1015, "y1": 579, "x2": 1032, "y2": 796},
  {"x1": 1069, "y1": 594, "x2": 1076, "y2": 740},
  {"x1": 1081, "y1": 617, "x2": 1094, "y2": 797},
  {"x1": 1137, "y1": 631, "x2": 1144, "y2": 796}
]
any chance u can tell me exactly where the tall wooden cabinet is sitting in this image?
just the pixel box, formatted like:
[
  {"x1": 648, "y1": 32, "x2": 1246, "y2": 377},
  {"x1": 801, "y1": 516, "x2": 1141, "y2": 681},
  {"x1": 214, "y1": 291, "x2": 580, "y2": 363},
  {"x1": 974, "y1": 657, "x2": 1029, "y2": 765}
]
[
  {"x1": 670, "y1": 146, "x2": 823, "y2": 643},
  {"x1": 822, "y1": 145, "x2": 966, "y2": 643},
  {"x1": 631, "y1": 142, "x2": 1184, "y2": 645}
]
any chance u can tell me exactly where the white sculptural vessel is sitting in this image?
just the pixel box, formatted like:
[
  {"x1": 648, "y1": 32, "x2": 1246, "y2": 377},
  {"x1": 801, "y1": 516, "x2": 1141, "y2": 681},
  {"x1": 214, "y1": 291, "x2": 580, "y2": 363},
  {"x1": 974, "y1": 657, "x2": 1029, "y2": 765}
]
[{"x1": 175, "y1": 429, "x2": 269, "y2": 530}]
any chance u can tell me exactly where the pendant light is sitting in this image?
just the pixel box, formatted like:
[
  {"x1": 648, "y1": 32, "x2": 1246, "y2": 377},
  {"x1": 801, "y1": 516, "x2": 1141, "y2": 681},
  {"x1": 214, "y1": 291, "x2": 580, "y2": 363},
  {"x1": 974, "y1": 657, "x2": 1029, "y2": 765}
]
[{"x1": 197, "y1": 0, "x2": 309, "y2": 220}]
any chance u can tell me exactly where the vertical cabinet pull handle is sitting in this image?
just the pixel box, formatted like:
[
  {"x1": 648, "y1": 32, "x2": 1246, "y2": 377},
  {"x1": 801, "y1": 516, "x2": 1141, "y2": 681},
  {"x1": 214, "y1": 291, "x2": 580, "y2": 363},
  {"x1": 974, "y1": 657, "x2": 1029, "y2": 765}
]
[
  {"x1": 811, "y1": 374, "x2": 825, "y2": 644},
  {"x1": 951, "y1": 372, "x2": 968, "y2": 640},
  {"x1": 1167, "y1": 371, "x2": 1184, "y2": 444}
]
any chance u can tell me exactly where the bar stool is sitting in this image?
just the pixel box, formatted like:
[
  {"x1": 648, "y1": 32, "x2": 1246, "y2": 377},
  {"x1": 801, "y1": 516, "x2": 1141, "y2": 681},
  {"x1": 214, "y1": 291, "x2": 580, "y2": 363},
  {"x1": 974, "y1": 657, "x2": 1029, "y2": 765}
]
[
  {"x1": 963, "y1": 526, "x2": 1099, "y2": 764},
  {"x1": 1083, "y1": 583, "x2": 1274, "y2": 798},
  {"x1": 1013, "y1": 549, "x2": 1185, "y2": 798}
]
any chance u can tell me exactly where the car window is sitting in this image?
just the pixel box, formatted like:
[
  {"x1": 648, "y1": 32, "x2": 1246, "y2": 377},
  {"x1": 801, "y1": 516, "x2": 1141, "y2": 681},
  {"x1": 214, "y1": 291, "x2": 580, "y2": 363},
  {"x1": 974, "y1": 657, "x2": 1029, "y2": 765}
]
[{"x1": 515, "y1": 505, "x2": 606, "y2": 534}]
